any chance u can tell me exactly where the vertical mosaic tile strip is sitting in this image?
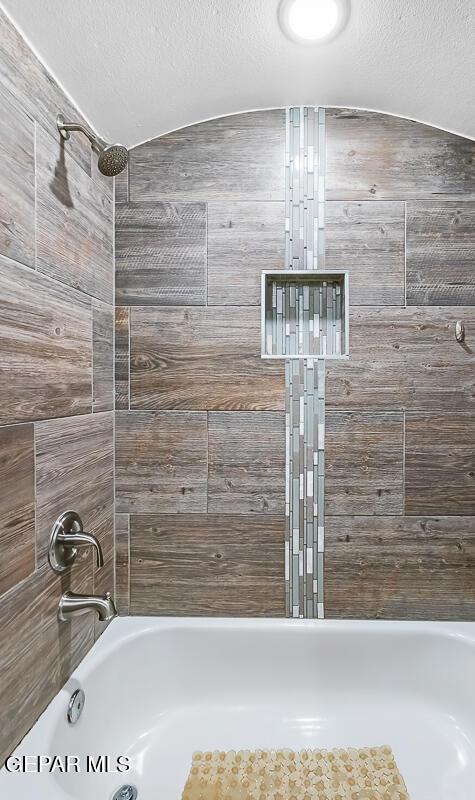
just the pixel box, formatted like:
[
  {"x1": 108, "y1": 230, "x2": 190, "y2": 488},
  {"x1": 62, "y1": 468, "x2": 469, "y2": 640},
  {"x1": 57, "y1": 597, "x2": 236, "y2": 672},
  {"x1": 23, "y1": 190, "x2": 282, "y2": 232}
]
[
  {"x1": 285, "y1": 107, "x2": 326, "y2": 271},
  {"x1": 285, "y1": 107, "x2": 326, "y2": 618}
]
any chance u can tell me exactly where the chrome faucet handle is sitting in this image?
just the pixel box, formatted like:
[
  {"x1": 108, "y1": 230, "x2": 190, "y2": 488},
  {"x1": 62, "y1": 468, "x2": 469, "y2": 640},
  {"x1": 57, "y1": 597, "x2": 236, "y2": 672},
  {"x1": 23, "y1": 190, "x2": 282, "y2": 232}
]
[
  {"x1": 48, "y1": 511, "x2": 104, "y2": 573},
  {"x1": 56, "y1": 530, "x2": 104, "y2": 568}
]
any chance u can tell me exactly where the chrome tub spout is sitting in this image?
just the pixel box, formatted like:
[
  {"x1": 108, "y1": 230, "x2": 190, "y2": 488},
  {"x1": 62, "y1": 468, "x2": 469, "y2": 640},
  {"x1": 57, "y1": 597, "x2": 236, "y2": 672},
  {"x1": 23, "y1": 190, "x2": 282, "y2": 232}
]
[{"x1": 58, "y1": 591, "x2": 117, "y2": 623}]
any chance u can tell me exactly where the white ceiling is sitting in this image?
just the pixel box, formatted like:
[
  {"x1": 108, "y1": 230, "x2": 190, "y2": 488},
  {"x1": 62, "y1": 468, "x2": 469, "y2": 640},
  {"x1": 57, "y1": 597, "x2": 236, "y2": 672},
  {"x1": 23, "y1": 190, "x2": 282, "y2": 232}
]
[{"x1": 2, "y1": 0, "x2": 474, "y2": 148}]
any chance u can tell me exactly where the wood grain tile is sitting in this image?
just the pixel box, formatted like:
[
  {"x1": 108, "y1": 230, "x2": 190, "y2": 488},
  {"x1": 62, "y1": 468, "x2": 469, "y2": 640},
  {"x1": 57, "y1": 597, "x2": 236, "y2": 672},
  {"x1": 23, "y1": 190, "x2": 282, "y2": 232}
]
[
  {"x1": 325, "y1": 412, "x2": 404, "y2": 515},
  {"x1": 116, "y1": 202, "x2": 206, "y2": 305},
  {"x1": 115, "y1": 411, "x2": 208, "y2": 513},
  {"x1": 129, "y1": 514, "x2": 286, "y2": 616},
  {"x1": 130, "y1": 306, "x2": 285, "y2": 410},
  {"x1": 0, "y1": 86, "x2": 35, "y2": 267},
  {"x1": 0, "y1": 8, "x2": 92, "y2": 176},
  {"x1": 325, "y1": 201, "x2": 405, "y2": 305},
  {"x1": 406, "y1": 201, "x2": 475, "y2": 305},
  {"x1": 0, "y1": 424, "x2": 35, "y2": 596},
  {"x1": 90, "y1": 152, "x2": 114, "y2": 201},
  {"x1": 35, "y1": 412, "x2": 114, "y2": 565},
  {"x1": 405, "y1": 413, "x2": 475, "y2": 515},
  {"x1": 326, "y1": 109, "x2": 475, "y2": 200},
  {"x1": 207, "y1": 202, "x2": 285, "y2": 305},
  {"x1": 0, "y1": 7, "x2": 118, "y2": 765},
  {"x1": 93, "y1": 300, "x2": 114, "y2": 412},
  {"x1": 325, "y1": 306, "x2": 475, "y2": 412},
  {"x1": 115, "y1": 307, "x2": 130, "y2": 410},
  {"x1": 129, "y1": 111, "x2": 285, "y2": 202},
  {"x1": 115, "y1": 514, "x2": 130, "y2": 615},
  {"x1": 208, "y1": 412, "x2": 285, "y2": 513},
  {"x1": 93, "y1": 517, "x2": 115, "y2": 640},
  {"x1": 325, "y1": 516, "x2": 475, "y2": 620},
  {"x1": 0, "y1": 556, "x2": 94, "y2": 765},
  {"x1": 36, "y1": 127, "x2": 113, "y2": 303},
  {"x1": 0, "y1": 255, "x2": 92, "y2": 424},
  {"x1": 114, "y1": 165, "x2": 128, "y2": 204}
]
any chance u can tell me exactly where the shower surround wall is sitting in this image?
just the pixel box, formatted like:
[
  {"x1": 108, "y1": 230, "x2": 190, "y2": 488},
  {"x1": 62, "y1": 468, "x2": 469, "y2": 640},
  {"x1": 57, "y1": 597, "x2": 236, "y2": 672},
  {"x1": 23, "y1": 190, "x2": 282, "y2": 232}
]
[
  {"x1": 0, "y1": 9, "x2": 114, "y2": 765},
  {"x1": 115, "y1": 107, "x2": 475, "y2": 621},
  {"x1": 115, "y1": 110, "x2": 287, "y2": 616}
]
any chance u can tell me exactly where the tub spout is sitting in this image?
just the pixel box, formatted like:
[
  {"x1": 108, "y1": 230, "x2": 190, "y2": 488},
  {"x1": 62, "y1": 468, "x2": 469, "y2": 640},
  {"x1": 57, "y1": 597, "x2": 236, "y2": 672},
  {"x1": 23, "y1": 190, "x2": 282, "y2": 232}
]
[{"x1": 58, "y1": 591, "x2": 117, "y2": 623}]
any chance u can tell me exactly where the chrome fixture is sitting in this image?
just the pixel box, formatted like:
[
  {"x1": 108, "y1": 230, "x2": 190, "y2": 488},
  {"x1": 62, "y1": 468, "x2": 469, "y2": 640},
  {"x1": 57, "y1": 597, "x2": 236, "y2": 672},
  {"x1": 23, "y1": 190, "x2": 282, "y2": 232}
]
[
  {"x1": 56, "y1": 113, "x2": 128, "y2": 176},
  {"x1": 112, "y1": 787, "x2": 138, "y2": 800},
  {"x1": 58, "y1": 591, "x2": 117, "y2": 623},
  {"x1": 455, "y1": 320, "x2": 466, "y2": 343},
  {"x1": 67, "y1": 688, "x2": 85, "y2": 725},
  {"x1": 49, "y1": 511, "x2": 104, "y2": 573}
]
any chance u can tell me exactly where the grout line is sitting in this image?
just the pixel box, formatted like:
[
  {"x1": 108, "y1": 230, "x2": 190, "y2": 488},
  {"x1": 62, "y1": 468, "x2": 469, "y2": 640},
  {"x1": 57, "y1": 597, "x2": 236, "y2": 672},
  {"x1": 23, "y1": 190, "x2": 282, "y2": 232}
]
[
  {"x1": 33, "y1": 422, "x2": 38, "y2": 570},
  {"x1": 205, "y1": 202, "x2": 209, "y2": 306},
  {"x1": 404, "y1": 200, "x2": 407, "y2": 307},
  {"x1": 113, "y1": 302, "x2": 472, "y2": 310},
  {"x1": 402, "y1": 411, "x2": 406, "y2": 514},
  {"x1": 128, "y1": 308, "x2": 131, "y2": 411},
  {"x1": 33, "y1": 121, "x2": 38, "y2": 271},
  {"x1": 127, "y1": 514, "x2": 131, "y2": 613},
  {"x1": 109, "y1": 511, "x2": 444, "y2": 519},
  {"x1": 112, "y1": 174, "x2": 117, "y2": 603},
  {"x1": 0, "y1": 409, "x2": 114, "y2": 432},
  {"x1": 206, "y1": 411, "x2": 209, "y2": 515},
  {"x1": 1, "y1": 249, "x2": 112, "y2": 308},
  {"x1": 91, "y1": 301, "x2": 95, "y2": 411},
  {"x1": 2, "y1": 408, "x2": 468, "y2": 434}
]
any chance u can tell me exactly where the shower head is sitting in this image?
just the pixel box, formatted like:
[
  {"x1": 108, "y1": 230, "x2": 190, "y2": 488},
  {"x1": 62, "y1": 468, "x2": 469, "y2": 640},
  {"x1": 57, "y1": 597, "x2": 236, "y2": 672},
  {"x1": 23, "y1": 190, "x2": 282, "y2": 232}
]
[
  {"x1": 56, "y1": 113, "x2": 128, "y2": 177},
  {"x1": 96, "y1": 144, "x2": 129, "y2": 177}
]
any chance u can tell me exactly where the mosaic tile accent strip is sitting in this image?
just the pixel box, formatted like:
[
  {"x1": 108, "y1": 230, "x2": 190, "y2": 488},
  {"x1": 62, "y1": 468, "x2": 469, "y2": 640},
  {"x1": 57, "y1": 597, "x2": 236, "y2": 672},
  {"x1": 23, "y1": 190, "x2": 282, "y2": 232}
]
[
  {"x1": 285, "y1": 358, "x2": 326, "y2": 618},
  {"x1": 285, "y1": 107, "x2": 327, "y2": 618},
  {"x1": 285, "y1": 106, "x2": 326, "y2": 271}
]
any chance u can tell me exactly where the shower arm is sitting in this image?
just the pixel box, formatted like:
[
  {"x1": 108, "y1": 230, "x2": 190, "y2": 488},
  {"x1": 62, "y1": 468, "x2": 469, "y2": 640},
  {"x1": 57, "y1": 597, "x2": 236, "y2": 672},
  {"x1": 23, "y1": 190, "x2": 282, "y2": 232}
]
[
  {"x1": 56, "y1": 112, "x2": 128, "y2": 177},
  {"x1": 56, "y1": 114, "x2": 106, "y2": 152}
]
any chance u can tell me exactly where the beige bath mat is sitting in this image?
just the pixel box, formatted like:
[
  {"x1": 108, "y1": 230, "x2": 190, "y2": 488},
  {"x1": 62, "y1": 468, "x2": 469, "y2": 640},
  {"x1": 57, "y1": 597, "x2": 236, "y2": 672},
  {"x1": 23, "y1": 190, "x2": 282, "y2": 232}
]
[{"x1": 182, "y1": 747, "x2": 409, "y2": 800}]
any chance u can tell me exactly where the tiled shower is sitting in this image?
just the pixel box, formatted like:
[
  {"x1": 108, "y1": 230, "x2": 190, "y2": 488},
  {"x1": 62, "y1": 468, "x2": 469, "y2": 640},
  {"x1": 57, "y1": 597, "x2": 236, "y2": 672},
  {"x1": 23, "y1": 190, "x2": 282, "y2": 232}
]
[
  {"x1": 115, "y1": 106, "x2": 475, "y2": 622},
  {"x1": 0, "y1": 1, "x2": 474, "y2": 769}
]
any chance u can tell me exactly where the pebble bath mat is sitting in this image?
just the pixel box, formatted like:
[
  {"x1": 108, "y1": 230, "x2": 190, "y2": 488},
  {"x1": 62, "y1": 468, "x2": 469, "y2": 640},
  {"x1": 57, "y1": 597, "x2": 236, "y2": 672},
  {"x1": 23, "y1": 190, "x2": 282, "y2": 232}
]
[{"x1": 182, "y1": 746, "x2": 410, "y2": 800}]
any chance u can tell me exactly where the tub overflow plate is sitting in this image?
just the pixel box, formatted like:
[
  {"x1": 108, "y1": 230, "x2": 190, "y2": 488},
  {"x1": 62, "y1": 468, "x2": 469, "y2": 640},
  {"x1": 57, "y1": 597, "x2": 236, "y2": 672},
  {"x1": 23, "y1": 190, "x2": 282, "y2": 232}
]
[
  {"x1": 112, "y1": 787, "x2": 138, "y2": 800},
  {"x1": 67, "y1": 688, "x2": 85, "y2": 725}
]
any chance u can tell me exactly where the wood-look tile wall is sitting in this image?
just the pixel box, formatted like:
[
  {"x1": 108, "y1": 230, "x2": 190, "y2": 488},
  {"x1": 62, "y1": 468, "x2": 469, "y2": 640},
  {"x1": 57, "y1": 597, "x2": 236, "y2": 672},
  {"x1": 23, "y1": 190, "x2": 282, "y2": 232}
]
[
  {"x1": 115, "y1": 110, "x2": 287, "y2": 618},
  {"x1": 0, "y1": 9, "x2": 114, "y2": 765},
  {"x1": 116, "y1": 106, "x2": 475, "y2": 623},
  {"x1": 324, "y1": 108, "x2": 475, "y2": 620}
]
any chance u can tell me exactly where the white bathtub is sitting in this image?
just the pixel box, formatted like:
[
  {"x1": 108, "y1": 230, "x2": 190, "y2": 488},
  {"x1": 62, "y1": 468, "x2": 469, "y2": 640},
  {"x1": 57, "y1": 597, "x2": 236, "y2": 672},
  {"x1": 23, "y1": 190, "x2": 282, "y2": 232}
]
[{"x1": 1, "y1": 617, "x2": 475, "y2": 799}]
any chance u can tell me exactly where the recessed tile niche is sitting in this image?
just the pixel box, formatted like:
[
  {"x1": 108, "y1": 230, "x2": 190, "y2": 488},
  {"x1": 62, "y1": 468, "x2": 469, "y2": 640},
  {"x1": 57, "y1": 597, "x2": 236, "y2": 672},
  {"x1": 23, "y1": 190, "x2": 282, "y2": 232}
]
[{"x1": 261, "y1": 270, "x2": 349, "y2": 359}]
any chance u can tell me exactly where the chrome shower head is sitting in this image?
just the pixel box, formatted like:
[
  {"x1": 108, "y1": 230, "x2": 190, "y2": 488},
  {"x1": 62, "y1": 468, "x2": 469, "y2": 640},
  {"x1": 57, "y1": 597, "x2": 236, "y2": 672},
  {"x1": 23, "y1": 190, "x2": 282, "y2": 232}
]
[{"x1": 56, "y1": 113, "x2": 128, "y2": 177}]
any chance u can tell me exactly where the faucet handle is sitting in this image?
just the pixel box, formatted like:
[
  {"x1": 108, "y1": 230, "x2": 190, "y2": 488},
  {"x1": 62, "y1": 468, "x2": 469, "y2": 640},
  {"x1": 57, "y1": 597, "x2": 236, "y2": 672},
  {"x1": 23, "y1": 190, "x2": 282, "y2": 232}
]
[
  {"x1": 48, "y1": 511, "x2": 104, "y2": 573},
  {"x1": 57, "y1": 529, "x2": 104, "y2": 568}
]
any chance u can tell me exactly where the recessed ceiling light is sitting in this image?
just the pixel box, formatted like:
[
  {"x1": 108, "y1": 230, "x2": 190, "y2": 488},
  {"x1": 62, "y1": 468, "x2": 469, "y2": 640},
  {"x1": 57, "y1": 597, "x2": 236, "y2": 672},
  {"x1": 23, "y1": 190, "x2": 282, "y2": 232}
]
[{"x1": 278, "y1": 0, "x2": 349, "y2": 44}]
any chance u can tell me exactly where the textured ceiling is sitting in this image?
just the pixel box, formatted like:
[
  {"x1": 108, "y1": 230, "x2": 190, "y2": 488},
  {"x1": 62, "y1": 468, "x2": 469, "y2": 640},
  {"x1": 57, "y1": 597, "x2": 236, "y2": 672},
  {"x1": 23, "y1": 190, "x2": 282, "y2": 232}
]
[{"x1": 1, "y1": 0, "x2": 474, "y2": 147}]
